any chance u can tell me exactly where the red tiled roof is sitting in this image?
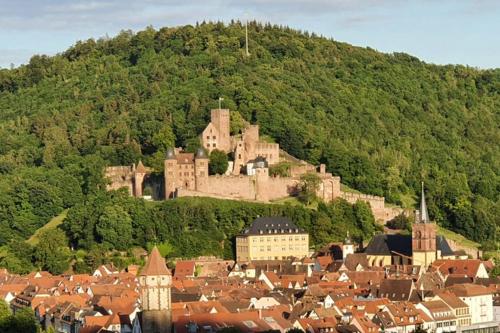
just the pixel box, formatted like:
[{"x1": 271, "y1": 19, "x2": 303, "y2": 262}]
[
  {"x1": 141, "y1": 247, "x2": 171, "y2": 276},
  {"x1": 175, "y1": 261, "x2": 196, "y2": 278}
]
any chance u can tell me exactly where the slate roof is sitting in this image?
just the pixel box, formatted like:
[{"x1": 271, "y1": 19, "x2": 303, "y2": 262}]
[
  {"x1": 436, "y1": 236, "x2": 454, "y2": 256},
  {"x1": 364, "y1": 234, "x2": 453, "y2": 258},
  {"x1": 241, "y1": 217, "x2": 306, "y2": 235},
  {"x1": 364, "y1": 234, "x2": 412, "y2": 257}
]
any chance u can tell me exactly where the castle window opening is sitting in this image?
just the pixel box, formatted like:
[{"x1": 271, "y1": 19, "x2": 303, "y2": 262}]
[
  {"x1": 213, "y1": 136, "x2": 216, "y2": 139},
  {"x1": 206, "y1": 136, "x2": 210, "y2": 139},
  {"x1": 212, "y1": 143, "x2": 216, "y2": 147}
]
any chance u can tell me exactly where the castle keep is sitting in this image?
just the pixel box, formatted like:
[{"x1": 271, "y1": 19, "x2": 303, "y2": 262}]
[{"x1": 105, "y1": 108, "x2": 405, "y2": 222}]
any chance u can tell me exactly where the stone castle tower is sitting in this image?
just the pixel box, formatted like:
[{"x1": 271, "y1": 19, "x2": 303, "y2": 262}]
[
  {"x1": 164, "y1": 148, "x2": 209, "y2": 199},
  {"x1": 139, "y1": 247, "x2": 172, "y2": 333},
  {"x1": 412, "y1": 182, "x2": 437, "y2": 267},
  {"x1": 202, "y1": 109, "x2": 231, "y2": 153}
]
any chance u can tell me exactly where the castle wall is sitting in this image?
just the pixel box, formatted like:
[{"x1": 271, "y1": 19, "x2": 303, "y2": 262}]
[
  {"x1": 265, "y1": 176, "x2": 300, "y2": 200},
  {"x1": 290, "y1": 164, "x2": 317, "y2": 177},
  {"x1": 339, "y1": 191, "x2": 404, "y2": 222},
  {"x1": 205, "y1": 175, "x2": 257, "y2": 200},
  {"x1": 318, "y1": 176, "x2": 342, "y2": 202},
  {"x1": 105, "y1": 166, "x2": 134, "y2": 196},
  {"x1": 254, "y1": 142, "x2": 280, "y2": 165}
]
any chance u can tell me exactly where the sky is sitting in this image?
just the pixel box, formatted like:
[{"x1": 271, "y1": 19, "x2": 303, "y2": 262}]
[{"x1": 0, "y1": 0, "x2": 499, "y2": 69}]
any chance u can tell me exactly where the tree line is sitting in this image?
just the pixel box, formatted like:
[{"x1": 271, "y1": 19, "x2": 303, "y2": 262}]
[{"x1": 0, "y1": 21, "x2": 497, "y2": 250}]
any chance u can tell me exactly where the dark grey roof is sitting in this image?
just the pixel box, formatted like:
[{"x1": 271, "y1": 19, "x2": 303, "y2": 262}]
[
  {"x1": 171, "y1": 291, "x2": 201, "y2": 303},
  {"x1": 364, "y1": 234, "x2": 412, "y2": 257},
  {"x1": 195, "y1": 148, "x2": 208, "y2": 159},
  {"x1": 444, "y1": 276, "x2": 473, "y2": 287},
  {"x1": 166, "y1": 148, "x2": 175, "y2": 159},
  {"x1": 436, "y1": 235, "x2": 454, "y2": 256},
  {"x1": 242, "y1": 217, "x2": 306, "y2": 235}
]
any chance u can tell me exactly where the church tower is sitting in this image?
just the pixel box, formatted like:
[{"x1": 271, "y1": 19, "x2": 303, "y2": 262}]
[
  {"x1": 412, "y1": 182, "x2": 437, "y2": 268},
  {"x1": 139, "y1": 247, "x2": 172, "y2": 333},
  {"x1": 342, "y1": 231, "x2": 354, "y2": 261}
]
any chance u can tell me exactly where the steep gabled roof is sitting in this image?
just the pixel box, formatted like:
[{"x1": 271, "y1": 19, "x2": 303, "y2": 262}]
[
  {"x1": 436, "y1": 236, "x2": 454, "y2": 256},
  {"x1": 136, "y1": 160, "x2": 147, "y2": 173},
  {"x1": 141, "y1": 247, "x2": 171, "y2": 276},
  {"x1": 364, "y1": 234, "x2": 412, "y2": 257}
]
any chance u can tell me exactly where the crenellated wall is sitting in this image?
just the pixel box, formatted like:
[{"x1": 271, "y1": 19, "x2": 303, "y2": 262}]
[{"x1": 339, "y1": 191, "x2": 405, "y2": 222}]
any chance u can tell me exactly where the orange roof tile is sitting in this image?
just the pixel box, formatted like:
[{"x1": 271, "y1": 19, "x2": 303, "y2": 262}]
[{"x1": 141, "y1": 247, "x2": 171, "y2": 276}]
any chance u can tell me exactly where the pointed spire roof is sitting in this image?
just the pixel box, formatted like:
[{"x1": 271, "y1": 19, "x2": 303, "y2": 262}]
[
  {"x1": 419, "y1": 182, "x2": 430, "y2": 223},
  {"x1": 344, "y1": 231, "x2": 352, "y2": 245},
  {"x1": 141, "y1": 247, "x2": 171, "y2": 276},
  {"x1": 136, "y1": 160, "x2": 147, "y2": 173}
]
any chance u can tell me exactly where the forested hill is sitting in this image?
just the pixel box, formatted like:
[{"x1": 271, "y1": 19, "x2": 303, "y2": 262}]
[{"x1": 0, "y1": 22, "x2": 498, "y2": 245}]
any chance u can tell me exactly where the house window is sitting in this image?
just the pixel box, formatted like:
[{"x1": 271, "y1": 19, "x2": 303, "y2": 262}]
[
  {"x1": 213, "y1": 136, "x2": 216, "y2": 139},
  {"x1": 206, "y1": 136, "x2": 210, "y2": 139},
  {"x1": 213, "y1": 143, "x2": 216, "y2": 147}
]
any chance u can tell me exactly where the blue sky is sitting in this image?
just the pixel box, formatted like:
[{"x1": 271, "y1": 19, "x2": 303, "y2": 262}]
[{"x1": 0, "y1": 0, "x2": 499, "y2": 69}]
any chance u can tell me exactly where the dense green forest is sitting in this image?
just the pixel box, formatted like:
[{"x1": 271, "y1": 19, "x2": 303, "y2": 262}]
[
  {"x1": 0, "y1": 191, "x2": 379, "y2": 274},
  {"x1": 0, "y1": 21, "x2": 498, "y2": 250}
]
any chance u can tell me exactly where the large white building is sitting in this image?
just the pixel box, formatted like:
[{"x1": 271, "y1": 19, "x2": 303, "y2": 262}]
[{"x1": 446, "y1": 284, "x2": 497, "y2": 333}]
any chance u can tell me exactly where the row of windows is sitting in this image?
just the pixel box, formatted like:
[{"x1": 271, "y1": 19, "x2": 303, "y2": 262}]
[
  {"x1": 458, "y1": 318, "x2": 471, "y2": 326},
  {"x1": 252, "y1": 256, "x2": 291, "y2": 260},
  {"x1": 252, "y1": 236, "x2": 307, "y2": 242},
  {"x1": 462, "y1": 327, "x2": 497, "y2": 333},
  {"x1": 254, "y1": 245, "x2": 307, "y2": 252},
  {"x1": 167, "y1": 163, "x2": 204, "y2": 168},
  {"x1": 206, "y1": 135, "x2": 217, "y2": 140},
  {"x1": 206, "y1": 143, "x2": 217, "y2": 148},
  {"x1": 436, "y1": 321, "x2": 456, "y2": 328},
  {"x1": 167, "y1": 171, "x2": 206, "y2": 177}
]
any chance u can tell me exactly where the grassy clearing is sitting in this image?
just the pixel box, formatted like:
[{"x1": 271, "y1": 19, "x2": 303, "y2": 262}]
[
  {"x1": 27, "y1": 209, "x2": 68, "y2": 246},
  {"x1": 398, "y1": 193, "x2": 416, "y2": 209},
  {"x1": 270, "y1": 196, "x2": 318, "y2": 209},
  {"x1": 340, "y1": 184, "x2": 363, "y2": 194},
  {"x1": 436, "y1": 225, "x2": 480, "y2": 249}
]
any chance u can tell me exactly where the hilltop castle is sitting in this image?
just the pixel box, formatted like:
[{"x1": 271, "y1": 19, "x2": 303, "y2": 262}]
[{"x1": 105, "y1": 109, "x2": 405, "y2": 222}]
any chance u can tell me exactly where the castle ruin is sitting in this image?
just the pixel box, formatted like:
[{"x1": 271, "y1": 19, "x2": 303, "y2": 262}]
[{"x1": 105, "y1": 109, "x2": 405, "y2": 222}]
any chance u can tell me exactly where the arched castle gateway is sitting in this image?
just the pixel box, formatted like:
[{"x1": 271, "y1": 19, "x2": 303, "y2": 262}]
[{"x1": 105, "y1": 108, "x2": 407, "y2": 222}]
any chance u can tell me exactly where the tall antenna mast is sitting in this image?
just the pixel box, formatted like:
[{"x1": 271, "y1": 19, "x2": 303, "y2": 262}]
[{"x1": 245, "y1": 13, "x2": 250, "y2": 57}]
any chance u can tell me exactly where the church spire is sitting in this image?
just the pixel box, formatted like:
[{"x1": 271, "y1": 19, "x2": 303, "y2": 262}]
[{"x1": 419, "y1": 182, "x2": 430, "y2": 223}]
